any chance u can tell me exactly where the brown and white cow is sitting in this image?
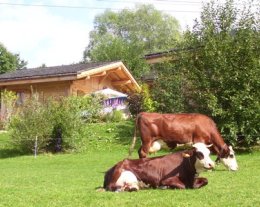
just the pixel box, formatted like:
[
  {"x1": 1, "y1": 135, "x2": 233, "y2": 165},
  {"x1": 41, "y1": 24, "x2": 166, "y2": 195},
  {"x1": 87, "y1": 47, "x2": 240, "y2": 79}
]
[
  {"x1": 129, "y1": 112, "x2": 238, "y2": 171},
  {"x1": 104, "y1": 143, "x2": 215, "y2": 192}
]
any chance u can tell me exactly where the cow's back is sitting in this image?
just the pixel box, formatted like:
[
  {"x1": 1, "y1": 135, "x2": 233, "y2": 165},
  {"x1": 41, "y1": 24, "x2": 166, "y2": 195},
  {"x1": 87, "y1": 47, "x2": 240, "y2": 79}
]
[
  {"x1": 138, "y1": 112, "x2": 217, "y2": 144},
  {"x1": 123, "y1": 151, "x2": 194, "y2": 187}
]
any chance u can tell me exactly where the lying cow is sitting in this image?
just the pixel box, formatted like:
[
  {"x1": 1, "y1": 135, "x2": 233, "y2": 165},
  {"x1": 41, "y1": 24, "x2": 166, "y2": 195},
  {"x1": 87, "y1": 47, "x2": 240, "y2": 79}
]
[
  {"x1": 129, "y1": 112, "x2": 238, "y2": 171},
  {"x1": 104, "y1": 143, "x2": 215, "y2": 192}
]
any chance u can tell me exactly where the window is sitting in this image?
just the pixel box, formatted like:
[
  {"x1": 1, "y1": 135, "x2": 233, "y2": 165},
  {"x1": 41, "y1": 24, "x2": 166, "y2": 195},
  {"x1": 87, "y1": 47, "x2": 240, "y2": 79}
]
[{"x1": 16, "y1": 92, "x2": 25, "y2": 105}]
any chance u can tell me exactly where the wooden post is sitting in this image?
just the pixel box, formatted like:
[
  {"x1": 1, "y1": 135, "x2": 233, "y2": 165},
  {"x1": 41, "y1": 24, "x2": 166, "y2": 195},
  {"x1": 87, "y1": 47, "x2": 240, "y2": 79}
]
[{"x1": 34, "y1": 136, "x2": 38, "y2": 158}]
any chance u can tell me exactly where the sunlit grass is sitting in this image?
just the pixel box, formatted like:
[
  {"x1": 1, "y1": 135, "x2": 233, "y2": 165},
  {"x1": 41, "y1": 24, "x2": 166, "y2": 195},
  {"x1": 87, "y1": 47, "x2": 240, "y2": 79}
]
[{"x1": 0, "y1": 123, "x2": 259, "y2": 207}]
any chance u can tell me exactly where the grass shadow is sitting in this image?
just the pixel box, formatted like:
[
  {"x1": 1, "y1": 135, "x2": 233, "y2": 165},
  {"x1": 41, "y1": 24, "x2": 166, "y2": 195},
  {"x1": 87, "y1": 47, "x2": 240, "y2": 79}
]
[
  {"x1": 114, "y1": 120, "x2": 136, "y2": 146},
  {"x1": 234, "y1": 145, "x2": 260, "y2": 155},
  {"x1": 0, "y1": 148, "x2": 26, "y2": 159}
]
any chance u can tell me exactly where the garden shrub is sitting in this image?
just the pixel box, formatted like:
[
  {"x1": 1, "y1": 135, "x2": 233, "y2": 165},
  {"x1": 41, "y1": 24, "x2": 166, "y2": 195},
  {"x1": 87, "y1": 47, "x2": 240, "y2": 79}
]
[
  {"x1": 141, "y1": 84, "x2": 157, "y2": 112},
  {"x1": 104, "y1": 110, "x2": 124, "y2": 122},
  {"x1": 127, "y1": 92, "x2": 142, "y2": 116},
  {"x1": 45, "y1": 98, "x2": 85, "y2": 152},
  {"x1": 127, "y1": 84, "x2": 157, "y2": 116},
  {"x1": 8, "y1": 94, "x2": 104, "y2": 153},
  {"x1": 70, "y1": 94, "x2": 104, "y2": 123},
  {"x1": 9, "y1": 97, "x2": 53, "y2": 153},
  {"x1": 0, "y1": 89, "x2": 17, "y2": 129}
]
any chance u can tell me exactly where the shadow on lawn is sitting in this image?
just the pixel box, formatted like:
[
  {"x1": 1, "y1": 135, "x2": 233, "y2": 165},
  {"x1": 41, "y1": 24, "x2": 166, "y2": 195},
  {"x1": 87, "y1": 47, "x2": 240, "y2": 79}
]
[
  {"x1": 0, "y1": 148, "x2": 26, "y2": 159},
  {"x1": 234, "y1": 146, "x2": 259, "y2": 154},
  {"x1": 114, "y1": 120, "x2": 136, "y2": 146}
]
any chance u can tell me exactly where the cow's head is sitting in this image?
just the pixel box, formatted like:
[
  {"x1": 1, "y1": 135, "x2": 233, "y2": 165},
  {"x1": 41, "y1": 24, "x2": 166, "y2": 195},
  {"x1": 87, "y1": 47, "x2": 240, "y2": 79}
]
[
  {"x1": 192, "y1": 143, "x2": 215, "y2": 174},
  {"x1": 219, "y1": 145, "x2": 238, "y2": 171},
  {"x1": 115, "y1": 170, "x2": 139, "y2": 192}
]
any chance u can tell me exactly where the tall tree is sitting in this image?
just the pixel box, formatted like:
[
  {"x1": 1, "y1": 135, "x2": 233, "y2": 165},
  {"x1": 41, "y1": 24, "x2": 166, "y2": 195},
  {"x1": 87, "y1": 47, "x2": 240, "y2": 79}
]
[
  {"x1": 153, "y1": 0, "x2": 260, "y2": 145},
  {"x1": 0, "y1": 43, "x2": 26, "y2": 74},
  {"x1": 84, "y1": 4, "x2": 181, "y2": 78}
]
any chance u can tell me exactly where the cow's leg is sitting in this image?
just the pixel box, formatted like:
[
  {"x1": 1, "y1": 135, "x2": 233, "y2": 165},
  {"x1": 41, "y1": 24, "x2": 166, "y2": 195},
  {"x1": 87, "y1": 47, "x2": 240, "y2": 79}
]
[
  {"x1": 210, "y1": 145, "x2": 221, "y2": 163},
  {"x1": 193, "y1": 177, "x2": 208, "y2": 189},
  {"x1": 160, "y1": 176, "x2": 186, "y2": 189},
  {"x1": 210, "y1": 145, "x2": 219, "y2": 154},
  {"x1": 138, "y1": 146, "x2": 147, "y2": 158},
  {"x1": 138, "y1": 140, "x2": 152, "y2": 158}
]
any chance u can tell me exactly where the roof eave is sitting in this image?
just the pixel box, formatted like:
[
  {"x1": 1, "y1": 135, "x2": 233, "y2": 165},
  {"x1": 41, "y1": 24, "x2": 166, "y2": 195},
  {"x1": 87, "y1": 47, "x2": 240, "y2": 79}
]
[
  {"x1": 0, "y1": 61, "x2": 141, "y2": 92},
  {"x1": 0, "y1": 74, "x2": 77, "y2": 86},
  {"x1": 77, "y1": 61, "x2": 141, "y2": 92}
]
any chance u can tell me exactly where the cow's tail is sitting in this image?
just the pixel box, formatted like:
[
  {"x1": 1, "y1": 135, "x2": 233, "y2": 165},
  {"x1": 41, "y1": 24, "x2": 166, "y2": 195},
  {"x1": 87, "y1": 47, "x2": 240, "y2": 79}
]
[{"x1": 128, "y1": 114, "x2": 140, "y2": 157}]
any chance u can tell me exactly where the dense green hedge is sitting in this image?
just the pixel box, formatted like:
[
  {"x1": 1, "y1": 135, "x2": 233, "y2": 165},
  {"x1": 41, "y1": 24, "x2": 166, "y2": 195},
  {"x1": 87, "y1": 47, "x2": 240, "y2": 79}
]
[{"x1": 151, "y1": 0, "x2": 260, "y2": 145}]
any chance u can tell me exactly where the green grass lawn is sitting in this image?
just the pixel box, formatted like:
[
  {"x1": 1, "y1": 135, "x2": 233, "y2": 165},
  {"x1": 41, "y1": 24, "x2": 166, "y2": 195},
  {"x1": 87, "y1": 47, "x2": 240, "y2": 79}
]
[{"x1": 0, "y1": 123, "x2": 260, "y2": 207}]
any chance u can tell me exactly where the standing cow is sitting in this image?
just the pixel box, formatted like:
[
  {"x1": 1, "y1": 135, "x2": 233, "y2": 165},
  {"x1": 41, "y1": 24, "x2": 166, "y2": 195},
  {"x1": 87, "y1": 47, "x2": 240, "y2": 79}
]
[
  {"x1": 129, "y1": 112, "x2": 238, "y2": 171},
  {"x1": 104, "y1": 143, "x2": 215, "y2": 192}
]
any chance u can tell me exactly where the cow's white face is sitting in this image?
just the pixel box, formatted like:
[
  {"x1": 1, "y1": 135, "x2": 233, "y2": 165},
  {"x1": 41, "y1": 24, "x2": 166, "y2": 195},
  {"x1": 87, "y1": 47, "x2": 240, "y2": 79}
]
[
  {"x1": 193, "y1": 143, "x2": 215, "y2": 174},
  {"x1": 220, "y1": 146, "x2": 238, "y2": 171},
  {"x1": 115, "y1": 170, "x2": 139, "y2": 192}
]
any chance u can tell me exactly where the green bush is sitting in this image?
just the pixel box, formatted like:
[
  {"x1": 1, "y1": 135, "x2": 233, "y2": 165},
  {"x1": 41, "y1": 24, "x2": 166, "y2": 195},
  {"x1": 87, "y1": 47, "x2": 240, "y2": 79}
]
[
  {"x1": 45, "y1": 98, "x2": 85, "y2": 152},
  {"x1": 0, "y1": 89, "x2": 17, "y2": 129},
  {"x1": 8, "y1": 95, "x2": 104, "y2": 153},
  {"x1": 66, "y1": 94, "x2": 104, "y2": 123},
  {"x1": 141, "y1": 84, "x2": 157, "y2": 112},
  {"x1": 127, "y1": 92, "x2": 142, "y2": 116},
  {"x1": 104, "y1": 110, "x2": 124, "y2": 122},
  {"x1": 9, "y1": 98, "x2": 53, "y2": 153},
  {"x1": 127, "y1": 84, "x2": 157, "y2": 116}
]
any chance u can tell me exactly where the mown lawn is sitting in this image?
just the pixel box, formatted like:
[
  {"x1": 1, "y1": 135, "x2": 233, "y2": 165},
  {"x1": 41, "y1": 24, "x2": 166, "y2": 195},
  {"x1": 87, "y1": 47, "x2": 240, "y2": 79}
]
[{"x1": 0, "y1": 122, "x2": 260, "y2": 207}]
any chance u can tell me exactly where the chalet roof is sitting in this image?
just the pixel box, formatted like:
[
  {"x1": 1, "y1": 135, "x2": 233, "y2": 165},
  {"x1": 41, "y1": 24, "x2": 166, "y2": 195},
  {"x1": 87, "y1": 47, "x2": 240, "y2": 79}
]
[
  {"x1": 0, "y1": 61, "x2": 118, "y2": 81},
  {"x1": 144, "y1": 47, "x2": 202, "y2": 64},
  {"x1": 0, "y1": 61, "x2": 141, "y2": 92},
  {"x1": 144, "y1": 48, "x2": 179, "y2": 60}
]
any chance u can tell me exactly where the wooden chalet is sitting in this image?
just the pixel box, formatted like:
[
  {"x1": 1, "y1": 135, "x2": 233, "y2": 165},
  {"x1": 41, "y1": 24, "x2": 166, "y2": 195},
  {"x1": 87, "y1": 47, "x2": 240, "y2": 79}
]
[
  {"x1": 0, "y1": 61, "x2": 140, "y2": 118},
  {"x1": 143, "y1": 48, "x2": 183, "y2": 85},
  {"x1": 144, "y1": 48, "x2": 179, "y2": 64}
]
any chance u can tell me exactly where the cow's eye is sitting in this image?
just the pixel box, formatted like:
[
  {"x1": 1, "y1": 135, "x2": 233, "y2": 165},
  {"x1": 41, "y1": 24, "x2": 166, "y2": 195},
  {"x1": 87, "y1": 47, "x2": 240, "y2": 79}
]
[
  {"x1": 196, "y1": 151, "x2": 204, "y2": 160},
  {"x1": 229, "y1": 154, "x2": 234, "y2": 158}
]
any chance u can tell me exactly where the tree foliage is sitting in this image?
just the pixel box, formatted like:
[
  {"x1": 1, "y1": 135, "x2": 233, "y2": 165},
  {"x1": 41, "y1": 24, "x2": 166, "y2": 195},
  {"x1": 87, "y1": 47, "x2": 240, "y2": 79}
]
[
  {"x1": 152, "y1": 0, "x2": 260, "y2": 145},
  {"x1": 152, "y1": 61, "x2": 186, "y2": 113},
  {"x1": 0, "y1": 43, "x2": 26, "y2": 74},
  {"x1": 84, "y1": 4, "x2": 181, "y2": 78}
]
